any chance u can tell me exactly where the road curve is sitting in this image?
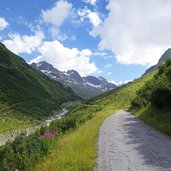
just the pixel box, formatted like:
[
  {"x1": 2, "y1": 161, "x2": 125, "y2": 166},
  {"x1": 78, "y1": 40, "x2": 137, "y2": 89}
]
[{"x1": 95, "y1": 110, "x2": 171, "y2": 171}]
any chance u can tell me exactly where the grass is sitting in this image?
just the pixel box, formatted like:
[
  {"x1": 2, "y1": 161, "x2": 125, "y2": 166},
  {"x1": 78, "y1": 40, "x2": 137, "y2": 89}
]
[
  {"x1": 131, "y1": 106, "x2": 171, "y2": 136},
  {"x1": 35, "y1": 72, "x2": 154, "y2": 171},
  {"x1": 35, "y1": 107, "x2": 115, "y2": 171},
  {"x1": 0, "y1": 109, "x2": 37, "y2": 133}
]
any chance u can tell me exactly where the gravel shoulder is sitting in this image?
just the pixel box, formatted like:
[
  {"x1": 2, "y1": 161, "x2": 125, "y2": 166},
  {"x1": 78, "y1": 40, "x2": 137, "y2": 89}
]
[{"x1": 95, "y1": 110, "x2": 171, "y2": 171}]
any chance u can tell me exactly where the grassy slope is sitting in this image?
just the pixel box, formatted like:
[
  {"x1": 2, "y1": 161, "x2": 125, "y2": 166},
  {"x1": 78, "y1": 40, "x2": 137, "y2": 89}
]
[
  {"x1": 130, "y1": 59, "x2": 171, "y2": 136},
  {"x1": 35, "y1": 72, "x2": 154, "y2": 171},
  {"x1": 0, "y1": 43, "x2": 78, "y2": 132},
  {"x1": 132, "y1": 106, "x2": 171, "y2": 136}
]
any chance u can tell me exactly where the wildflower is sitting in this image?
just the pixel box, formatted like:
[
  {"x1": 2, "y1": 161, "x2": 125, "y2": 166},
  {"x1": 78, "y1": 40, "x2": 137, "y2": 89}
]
[{"x1": 43, "y1": 131, "x2": 56, "y2": 138}]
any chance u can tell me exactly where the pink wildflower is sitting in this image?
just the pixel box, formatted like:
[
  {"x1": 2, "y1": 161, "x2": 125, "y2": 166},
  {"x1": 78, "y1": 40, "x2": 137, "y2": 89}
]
[{"x1": 43, "y1": 131, "x2": 56, "y2": 138}]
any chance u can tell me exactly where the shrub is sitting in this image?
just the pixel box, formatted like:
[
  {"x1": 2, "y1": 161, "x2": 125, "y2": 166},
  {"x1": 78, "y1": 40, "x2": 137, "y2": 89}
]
[
  {"x1": 131, "y1": 58, "x2": 171, "y2": 109},
  {"x1": 131, "y1": 96, "x2": 148, "y2": 107},
  {"x1": 151, "y1": 87, "x2": 171, "y2": 109},
  {"x1": 166, "y1": 67, "x2": 171, "y2": 81},
  {"x1": 158, "y1": 64, "x2": 165, "y2": 75},
  {"x1": 165, "y1": 58, "x2": 171, "y2": 67},
  {"x1": 0, "y1": 104, "x2": 100, "y2": 170}
]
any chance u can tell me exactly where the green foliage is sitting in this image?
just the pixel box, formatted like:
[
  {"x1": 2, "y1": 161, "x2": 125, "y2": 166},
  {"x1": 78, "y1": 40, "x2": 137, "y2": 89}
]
[
  {"x1": 132, "y1": 106, "x2": 171, "y2": 136},
  {"x1": 0, "y1": 104, "x2": 99, "y2": 170},
  {"x1": 151, "y1": 87, "x2": 171, "y2": 109},
  {"x1": 132, "y1": 58, "x2": 171, "y2": 108}
]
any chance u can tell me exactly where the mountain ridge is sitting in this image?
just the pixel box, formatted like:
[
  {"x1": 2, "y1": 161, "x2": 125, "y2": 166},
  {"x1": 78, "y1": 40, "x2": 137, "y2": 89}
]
[
  {"x1": 143, "y1": 48, "x2": 171, "y2": 75},
  {"x1": 31, "y1": 61, "x2": 117, "y2": 99}
]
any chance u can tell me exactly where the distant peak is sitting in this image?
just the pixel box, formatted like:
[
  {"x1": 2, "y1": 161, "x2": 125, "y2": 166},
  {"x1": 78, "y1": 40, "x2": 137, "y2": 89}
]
[
  {"x1": 143, "y1": 48, "x2": 171, "y2": 76},
  {"x1": 158, "y1": 48, "x2": 171, "y2": 63},
  {"x1": 98, "y1": 76, "x2": 107, "y2": 81},
  {"x1": 32, "y1": 61, "x2": 53, "y2": 67},
  {"x1": 67, "y1": 70, "x2": 79, "y2": 75},
  {"x1": 166, "y1": 48, "x2": 171, "y2": 52},
  {"x1": 39, "y1": 61, "x2": 51, "y2": 65},
  {"x1": 31, "y1": 61, "x2": 55, "y2": 71}
]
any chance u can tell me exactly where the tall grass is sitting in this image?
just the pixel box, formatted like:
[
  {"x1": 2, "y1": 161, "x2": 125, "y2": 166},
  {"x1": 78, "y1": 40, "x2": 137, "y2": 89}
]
[
  {"x1": 35, "y1": 108, "x2": 115, "y2": 171},
  {"x1": 131, "y1": 106, "x2": 171, "y2": 136}
]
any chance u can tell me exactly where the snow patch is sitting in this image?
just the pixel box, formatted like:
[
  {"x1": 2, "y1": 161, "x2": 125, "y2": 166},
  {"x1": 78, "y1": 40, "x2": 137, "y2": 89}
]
[
  {"x1": 41, "y1": 69, "x2": 51, "y2": 74},
  {"x1": 86, "y1": 82, "x2": 101, "y2": 88}
]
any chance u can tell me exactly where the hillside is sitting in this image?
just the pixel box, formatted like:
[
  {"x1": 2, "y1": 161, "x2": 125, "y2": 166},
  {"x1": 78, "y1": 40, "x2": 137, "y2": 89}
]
[
  {"x1": 131, "y1": 58, "x2": 171, "y2": 135},
  {"x1": 132, "y1": 58, "x2": 171, "y2": 108},
  {"x1": 0, "y1": 43, "x2": 78, "y2": 132},
  {"x1": 144, "y1": 48, "x2": 171, "y2": 75},
  {"x1": 31, "y1": 61, "x2": 116, "y2": 99}
]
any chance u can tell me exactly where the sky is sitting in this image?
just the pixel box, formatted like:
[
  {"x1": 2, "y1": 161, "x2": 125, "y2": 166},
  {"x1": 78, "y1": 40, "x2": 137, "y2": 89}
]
[{"x1": 0, "y1": 0, "x2": 171, "y2": 85}]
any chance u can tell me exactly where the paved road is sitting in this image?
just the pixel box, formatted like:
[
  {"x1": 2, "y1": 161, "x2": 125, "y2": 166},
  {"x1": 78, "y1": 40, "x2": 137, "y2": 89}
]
[{"x1": 95, "y1": 110, "x2": 171, "y2": 171}]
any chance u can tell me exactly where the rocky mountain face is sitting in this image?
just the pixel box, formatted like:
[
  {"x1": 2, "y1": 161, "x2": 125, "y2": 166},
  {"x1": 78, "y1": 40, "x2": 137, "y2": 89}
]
[
  {"x1": 31, "y1": 61, "x2": 117, "y2": 99},
  {"x1": 143, "y1": 48, "x2": 171, "y2": 75}
]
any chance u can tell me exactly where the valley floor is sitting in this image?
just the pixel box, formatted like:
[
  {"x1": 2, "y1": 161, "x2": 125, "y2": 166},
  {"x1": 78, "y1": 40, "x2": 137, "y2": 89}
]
[
  {"x1": 95, "y1": 110, "x2": 171, "y2": 171},
  {"x1": 0, "y1": 109, "x2": 68, "y2": 145}
]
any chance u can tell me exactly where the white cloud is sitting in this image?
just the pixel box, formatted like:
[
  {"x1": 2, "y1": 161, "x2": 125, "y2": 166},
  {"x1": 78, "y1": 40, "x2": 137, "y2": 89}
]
[
  {"x1": 49, "y1": 27, "x2": 60, "y2": 38},
  {"x1": 41, "y1": 1, "x2": 73, "y2": 40},
  {"x1": 49, "y1": 27, "x2": 76, "y2": 41},
  {"x1": 107, "y1": 72, "x2": 112, "y2": 76},
  {"x1": 56, "y1": 32, "x2": 68, "y2": 41},
  {"x1": 94, "y1": 52, "x2": 107, "y2": 56},
  {"x1": 41, "y1": 0, "x2": 72, "y2": 27},
  {"x1": 88, "y1": 11, "x2": 101, "y2": 27},
  {"x1": 0, "y1": 17, "x2": 9, "y2": 30},
  {"x1": 49, "y1": 27, "x2": 68, "y2": 41},
  {"x1": 3, "y1": 31, "x2": 44, "y2": 54},
  {"x1": 93, "y1": 0, "x2": 171, "y2": 66},
  {"x1": 94, "y1": 51, "x2": 114, "y2": 59},
  {"x1": 97, "y1": 70, "x2": 102, "y2": 74},
  {"x1": 83, "y1": 0, "x2": 97, "y2": 5},
  {"x1": 78, "y1": 8, "x2": 101, "y2": 27},
  {"x1": 30, "y1": 40, "x2": 98, "y2": 76}
]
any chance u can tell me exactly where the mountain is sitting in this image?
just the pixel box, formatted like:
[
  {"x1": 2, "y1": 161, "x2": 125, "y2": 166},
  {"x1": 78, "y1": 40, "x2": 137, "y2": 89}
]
[
  {"x1": 143, "y1": 48, "x2": 171, "y2": 75},
  {"x1": 0, "y1": 43, "x2": 78, "y2": 122},
  {"x1": 31, "y1": 61, "x2": 117, "y2": 99}
]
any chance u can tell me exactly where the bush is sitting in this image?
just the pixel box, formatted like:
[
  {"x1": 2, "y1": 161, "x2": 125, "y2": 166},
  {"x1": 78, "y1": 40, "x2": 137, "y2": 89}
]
[
  {"x1": 151, "y1": 87, "x2": 171, "y2": 109},
  {"x1": 166, "y1": 67, "x2": 171, "y2": 81},
  {"x1": 165, "y1": 58, "x2": 171, "y2": 67},
  {"x1": 131, "y1": 96, "x2": 148, "y2": 107},
  {"x1": 0, "y1": 104, "x2": 100, "y2": 170},
  {"x1": 131, "y1": 58, "x2": 171, "y2": 109}
]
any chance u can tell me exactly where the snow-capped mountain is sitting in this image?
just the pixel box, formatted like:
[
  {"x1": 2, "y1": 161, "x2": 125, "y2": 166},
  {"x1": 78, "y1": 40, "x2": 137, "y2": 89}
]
[{"x1": 31, "y1": 61, "x2": 117, "y2": 99}]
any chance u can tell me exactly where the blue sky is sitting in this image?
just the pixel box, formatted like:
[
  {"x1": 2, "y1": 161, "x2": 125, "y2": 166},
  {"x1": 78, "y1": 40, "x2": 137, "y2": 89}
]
[{"x1": 0, "y1": 0, "x2": 170, "y2": 85}]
